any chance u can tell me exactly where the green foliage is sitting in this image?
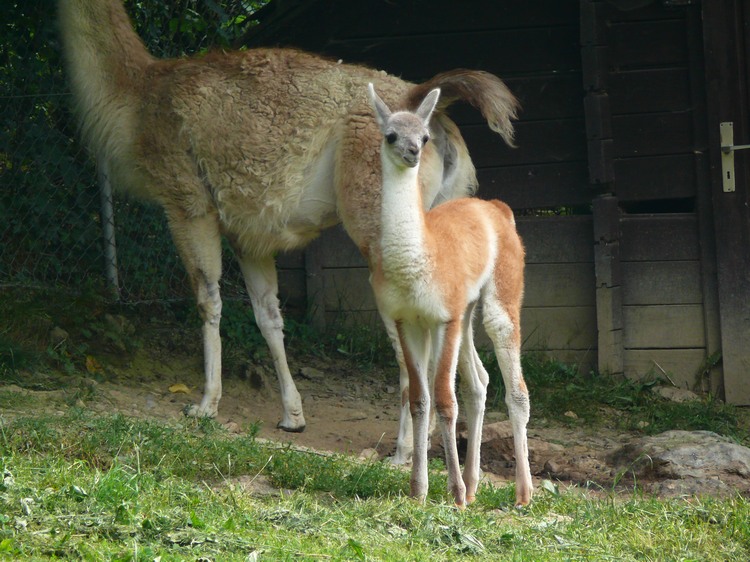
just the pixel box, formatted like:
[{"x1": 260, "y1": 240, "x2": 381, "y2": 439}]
[
  {"x1": 1, "y1": 2, "x2": 102, "y2": 288},
  {"x1": 126, "y1": 0, "x2": 266, "y2": 57},
  {"x1": 0, "y1": 286, "x2": 138, "y2": 382},
  {"x1": 329, "y1": 323, "x2": 396, "y2": 366},
  {"x1": 220, "y1": 298, "x2": 267, "y2": 361},
  {"x1": 1, "y1": 1, "x2": 266, "y2": 299},
  {"x1": 0, "y1": 335, "x2": 38, "y2": 380}
]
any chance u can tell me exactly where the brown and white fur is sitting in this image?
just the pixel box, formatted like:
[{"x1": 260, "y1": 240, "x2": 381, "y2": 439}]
[
  {"x1": 367, "y1": 84, "x2": 531, "y2": 507},
  {"x1": 57, "y1": 1, "x2": 519, "y2": 455}
]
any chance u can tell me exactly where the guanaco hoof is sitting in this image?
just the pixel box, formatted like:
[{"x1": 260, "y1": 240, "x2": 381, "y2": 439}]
[{"x1": 277, "y1": 421, "x2": 306, "y2": 433}]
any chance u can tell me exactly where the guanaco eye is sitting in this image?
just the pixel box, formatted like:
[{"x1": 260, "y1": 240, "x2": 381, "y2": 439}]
[
  {"x1": 422, "y1": 135, "x2": 430, "y2": 145},
  {"x1": 386, "y1": 132, "x2": 398, "y2": 144}
]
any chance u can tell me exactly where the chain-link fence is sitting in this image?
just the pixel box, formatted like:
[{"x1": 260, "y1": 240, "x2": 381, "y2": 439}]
[{"x1": 1, "y1": 1, "x2": 266, "y2": 303}]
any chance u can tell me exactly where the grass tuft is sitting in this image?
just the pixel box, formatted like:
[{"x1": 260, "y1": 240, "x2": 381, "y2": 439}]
[{"x1": 1, "y1": 411, "x2": 749, "y2": 560}]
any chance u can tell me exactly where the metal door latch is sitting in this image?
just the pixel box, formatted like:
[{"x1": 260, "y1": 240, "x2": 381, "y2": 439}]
[{"x1": 720, "y1": 122, "x2": 750, "y2": 193}]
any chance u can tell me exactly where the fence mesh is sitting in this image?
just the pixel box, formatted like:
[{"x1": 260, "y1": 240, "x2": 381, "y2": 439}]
[{"x1": 1, "y1": 0, "x2": 266, "y2": 302}]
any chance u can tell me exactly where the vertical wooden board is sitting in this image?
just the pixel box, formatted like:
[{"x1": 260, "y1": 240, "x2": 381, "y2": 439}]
[
  {"x1": 622, "y1": 304, "x2": 705, "y2": 349},
  {"x1": 702, "y1": 0, "x2": 750, "y2": 405},
  {"x1": 621, "y1": 261, "x2": 702, "y2": 306},
  {"x1": 581, "y1": 45, "x2": 609, "y2": 92},
  {"x1": 596, "y1": 286, "x2": 623, "y2": 333},
  {"x1": 609, "y1": 68, "x2": 690, "y2": 114},
  {"x1": 624, "y1": 348, "x2": 707, "y2": 390},
  {"x1": 684, "y1": 4, "x2": 721, "y2": 398},
  {"x1": 607, "y1": 19, "x2": 687, "y2": 68},
  {"x1": 523, "y1": 263, "x2": 595, "y2": 308},
  {"x1": 614, "y1": 154, "x2": 697, "y2": 202},
  {"x1": 593, "y1": 195, "x2": 621, "y2": 244},
  {"x1": 463, "y1": 119, "x2": 587, "y2": 168},
  {"x1": 620, "y1": 214, "x2": 699, "y2": 261},
  {"x1": 596, "y1": 286, "x2": 624, "y2": 375},
  {"x1": 516, "y1": 216, "x2": 594, "y2": 264},
  {"x1": 323, "y1": 268, "x2": 375, "y2": 312},
  {"x1": 611, "y1": 112, "x2": 694, "y2": 158},
  {"x1": 584, "y1": 93, "x2": 613, "y2": 139},
  {"x1": 316, "y1": 226, "x2": 366, "y2": 268},
  {"x1": 587, "y1": 138, "x2": 615, "y2": 184},
  {"x1": 521, "y1": 306, "x2": 597, "y2": 351},
  {"x1": 477, "y1": 162, "x2": 591, "y2": 210}
]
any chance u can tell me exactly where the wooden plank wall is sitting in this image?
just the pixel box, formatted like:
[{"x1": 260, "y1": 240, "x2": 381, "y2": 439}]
[
  {"x1": 620, "y1": 215, "x2": 706, "y2": 388},
  {"x1": 516, "y1": 217, "x2": 596, "y2": 369},
  {"x1": 605, "y1": 3, "x2": 699, "y2": 205},
  {"x1": 600, "y1": 3, "x2": 714, "y2": 387}
]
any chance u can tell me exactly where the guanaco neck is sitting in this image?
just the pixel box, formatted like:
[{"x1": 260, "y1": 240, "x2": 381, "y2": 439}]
[{"x1": 378, "y1": 151, "x2": 431, "y2": 280}]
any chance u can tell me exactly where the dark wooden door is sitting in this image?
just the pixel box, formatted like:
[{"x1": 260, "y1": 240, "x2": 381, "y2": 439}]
[{"x1": 703, "y1": 0, "x2": 750, "y2": 404}]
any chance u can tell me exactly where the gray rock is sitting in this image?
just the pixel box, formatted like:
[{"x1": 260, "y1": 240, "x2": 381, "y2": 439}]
[
  {"x1": 359, "y1": 448, "x2": 380, "y2": 461},
  {"x1": 653, "y1": 386, "x2": 700, "y2": 403},
  {"x1": 648, "y1": 478, "x2": 734, "y2": 498},
  {"x1": 608, "y1": 430, "x2": 750, "y2": 496},
  {"x1": 300, "y1": 366, "x2": 325, "y2": 380},
  {"x1": 104, "y1": 313, "x2": 135, "y2": 336},
  {"x1": 245, "y1": 365, "x2": 277, "y2": 398},
  {"x1": 49, "y1": 326, "x2": 69, "y2": 345}
]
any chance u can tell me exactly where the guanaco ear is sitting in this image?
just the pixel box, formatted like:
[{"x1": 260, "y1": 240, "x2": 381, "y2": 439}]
[
  {"x1": 416, "y1": 88, "x2": 440, "y2": 124},
  {"x1": 367, "y1": 83, "x2": 391, "y2": 132}
]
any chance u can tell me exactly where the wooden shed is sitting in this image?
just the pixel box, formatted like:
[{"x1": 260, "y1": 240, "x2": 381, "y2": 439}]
[{"x1": 244, "y1": 0, "x2": 750, "y2": 404}]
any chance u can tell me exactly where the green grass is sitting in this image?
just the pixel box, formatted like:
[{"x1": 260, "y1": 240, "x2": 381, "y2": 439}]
[
  {"x1": 2, "y1": 289, "x2": 750, "y2": 559},
  {"x1": 1, "y1": 411, "x2": 749, "y2": 561}
]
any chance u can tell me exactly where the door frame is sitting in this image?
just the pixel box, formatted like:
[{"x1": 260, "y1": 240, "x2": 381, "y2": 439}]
[{"x1": 702, "y1": 0, "x2": 750, "y2": 404}]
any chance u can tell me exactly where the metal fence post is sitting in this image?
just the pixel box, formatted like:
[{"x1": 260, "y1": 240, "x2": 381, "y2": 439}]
[{"x1": 98, "y1": 162, "x2": 120, "y2": 299}]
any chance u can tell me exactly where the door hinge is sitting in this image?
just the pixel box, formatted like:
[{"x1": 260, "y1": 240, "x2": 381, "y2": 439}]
[{"x1": 720, "y1": 122, "x2": 750, "y2": 193}]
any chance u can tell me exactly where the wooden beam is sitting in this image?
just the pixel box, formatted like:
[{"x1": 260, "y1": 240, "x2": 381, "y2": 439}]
[
  {"x1": 686, "y1": 5, "x2": 723, "y2": 396},
  {"x1": 304, "y1": 232, "x2": 327, "y2": 331},
  {"x1": 702, "y1": 0, "x2": 750, "y2": 404},
  {"x1": 593, "y1": 195, "x2": 624, "y2": 375},
  {"x1": 582, "y1": 0, "x2": 623, "y2": 374},
  {"x1": 581, "y1": 0, "x2": 615, "y2": 185}
]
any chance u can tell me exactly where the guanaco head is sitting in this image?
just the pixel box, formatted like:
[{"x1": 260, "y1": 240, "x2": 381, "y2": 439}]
[{"x1": 368, "y1": 83, "x2": 440, "y2": 169}]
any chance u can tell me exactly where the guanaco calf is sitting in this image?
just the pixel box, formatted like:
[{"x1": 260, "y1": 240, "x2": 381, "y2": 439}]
[{"x1": 367, "y1": 84, "x2": 532, "y2": 507}]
